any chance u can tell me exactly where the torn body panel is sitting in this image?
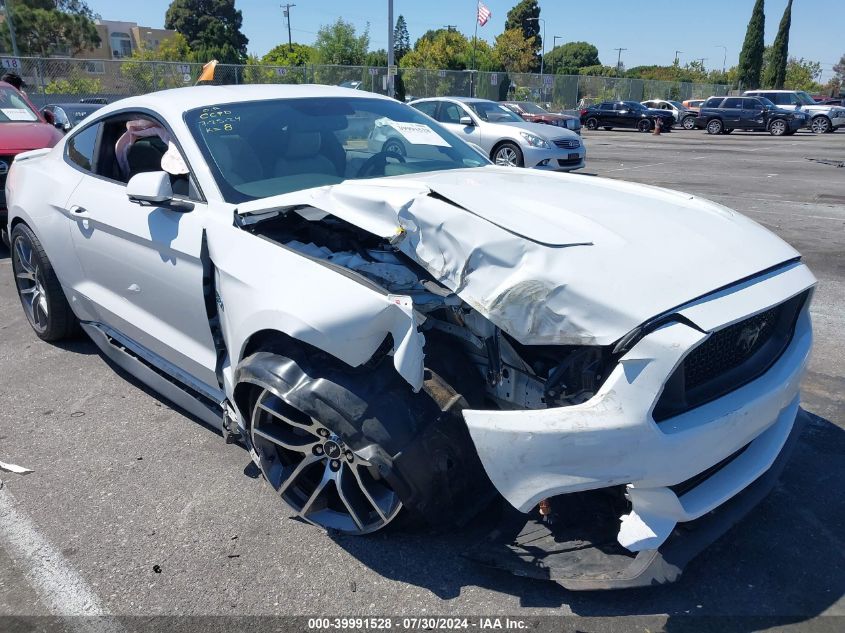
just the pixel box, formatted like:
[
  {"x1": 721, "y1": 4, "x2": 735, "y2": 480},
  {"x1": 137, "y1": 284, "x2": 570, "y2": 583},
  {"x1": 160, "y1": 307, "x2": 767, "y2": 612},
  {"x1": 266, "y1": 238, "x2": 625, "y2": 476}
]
[
  {"x1": 236, "y1": 167, "x2": 800, "y2": 346},
  {"x1": 205, "y1": 220, "x2": 426, "y2": 391}
]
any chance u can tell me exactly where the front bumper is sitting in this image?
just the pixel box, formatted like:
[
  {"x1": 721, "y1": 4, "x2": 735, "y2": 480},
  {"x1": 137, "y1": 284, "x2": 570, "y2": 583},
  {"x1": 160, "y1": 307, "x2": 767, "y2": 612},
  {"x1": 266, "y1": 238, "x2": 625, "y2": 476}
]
[
  {"x1": 463, "y1": 262, "x2": 815, "y2": 552},
  {"x1": 524, "y1": 145, "x2": 586, "y2": 171}
]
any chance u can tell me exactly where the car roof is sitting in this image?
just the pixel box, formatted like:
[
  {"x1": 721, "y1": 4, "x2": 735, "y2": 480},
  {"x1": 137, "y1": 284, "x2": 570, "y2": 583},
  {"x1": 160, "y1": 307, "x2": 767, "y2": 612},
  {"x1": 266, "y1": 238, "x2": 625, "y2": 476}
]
[
  {"x1": 413, "y1": 96, "x2": 493, "y2": 104},
  {"x1": 44, "y1": 103, "x2": 102, "y2": 109},
  {"x1": 743, "y1": 89, "x2": 798, "y2": 93},
  {"x1": 90, "y1": 84, "x2": 395, "y2": 121}
]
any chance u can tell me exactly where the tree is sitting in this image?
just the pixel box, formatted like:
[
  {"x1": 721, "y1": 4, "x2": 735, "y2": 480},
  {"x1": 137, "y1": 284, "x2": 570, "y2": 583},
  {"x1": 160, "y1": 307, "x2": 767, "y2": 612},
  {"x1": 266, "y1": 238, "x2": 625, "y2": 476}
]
[
  {"x1": 763, "y1": 0, "x2": 792, "y2": 88},
  {"x1": 121, "y1": 33, "x2": 194, "y2": 92},
  {"x1": 365, "y1": 48, "x2": 387, "y2": 67},
  {"x1": 164, "y1": 0, "x2": 248, "y2": 64},
  {"x1": 0, "y1": 0, "x2": 100, "y2": 56},
  {"x1": 784, "y1": 57, "x2": 822, "y2": 91},
  {"x1": 394, "y1": 15, "x2": 410, "y2": 62},
  {"x1": 545, "y1": 41, "x2": 600, "y2": 73},
  {"x1": 737, "y1": 0, "x2": 765, "y2": 89},
  {"x1": 262, "y1": 43, "x2": 313, "y2": 66},
  {"x1": 832, "y1": 53, "x2": 845, "y2": 83},
  {"x1": 312, "y1": 18, "x2": 369, "y2": 66},
  {"x1": 504, "y1": 0, "x2": 541, "y2": 72},
  {"x1": 493, "y1": 28, "x2": 536, "y2": 74},
  {"x1": 400, "y1": 29, "x2": 470, "y2": 70}
]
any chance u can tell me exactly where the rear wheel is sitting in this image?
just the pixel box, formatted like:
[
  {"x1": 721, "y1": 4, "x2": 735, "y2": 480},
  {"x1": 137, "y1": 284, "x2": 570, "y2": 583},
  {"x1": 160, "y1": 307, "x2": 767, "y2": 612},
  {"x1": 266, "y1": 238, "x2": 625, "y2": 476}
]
[
  {"x1": 681, "y1": 115, "x2": 696, "y2": 130},
  {"x1": 706, "y1": 119, "x2": 723, "y2": 135},
  {"x1": 382, "y1": 138, "x2": 407, "y2": 157},
  {"x1": 585, "y1": 117, "x2": 599, "y2": 130},
  {"x1": 810, "y1": 116, "x2": 831, "y2": 134},
  {"x1": 11, "y1": 223, "x2": 77, "y2": 341},
  {"x1": 769, "y1": 119, "x2": 788, "y2": 136}
]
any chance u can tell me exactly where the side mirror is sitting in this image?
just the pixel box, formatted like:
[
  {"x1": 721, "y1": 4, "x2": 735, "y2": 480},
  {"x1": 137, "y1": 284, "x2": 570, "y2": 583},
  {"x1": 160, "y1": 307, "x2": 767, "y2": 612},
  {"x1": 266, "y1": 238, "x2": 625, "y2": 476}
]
[
  {"x1": 127, "y1": 171, "x2": 193, "y2": 212},
  {"x1": 459, "y1": 115, "x2": 474, "y2": 126},
  {"x1": 42, "y1": 110, "x2": 56, "y2": 125}
]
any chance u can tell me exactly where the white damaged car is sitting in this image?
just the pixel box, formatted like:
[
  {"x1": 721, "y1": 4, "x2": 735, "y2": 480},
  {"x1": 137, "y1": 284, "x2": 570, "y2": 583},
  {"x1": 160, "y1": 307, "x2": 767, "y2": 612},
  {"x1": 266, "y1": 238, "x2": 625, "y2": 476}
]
[{"x1": 5, "y1": 85, "x2": 814, "y2": 589}]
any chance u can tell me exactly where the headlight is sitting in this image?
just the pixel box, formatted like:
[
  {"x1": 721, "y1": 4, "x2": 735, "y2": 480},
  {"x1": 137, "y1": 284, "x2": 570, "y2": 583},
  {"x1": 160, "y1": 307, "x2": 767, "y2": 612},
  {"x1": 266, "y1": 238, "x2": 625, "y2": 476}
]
[{"x1": 519, "y1": 131, "x2": 550, "y2": 148}]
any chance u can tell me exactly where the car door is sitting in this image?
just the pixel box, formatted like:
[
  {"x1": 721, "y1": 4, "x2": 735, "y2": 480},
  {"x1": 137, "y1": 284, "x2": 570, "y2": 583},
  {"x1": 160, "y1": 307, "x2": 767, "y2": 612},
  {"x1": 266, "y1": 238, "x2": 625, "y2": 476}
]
[
  {"x1": 741, "y1": 98, "x2": 767, "y2": 129},
  {"x1": 614, "y1": 103, "x2": 634, "y2": 127},
  {"x1": 720, "y1": 98, "x2": 744, "y2": 127},
  {"x1": 64, "y1": 112, "x2": 219, "y2": 390},
  {"x1": 436, "y1": 101, "x2": 483, "y2": 147},
  {"x1": 598, "y1": 103, "x2": 614, "y2": 125}
]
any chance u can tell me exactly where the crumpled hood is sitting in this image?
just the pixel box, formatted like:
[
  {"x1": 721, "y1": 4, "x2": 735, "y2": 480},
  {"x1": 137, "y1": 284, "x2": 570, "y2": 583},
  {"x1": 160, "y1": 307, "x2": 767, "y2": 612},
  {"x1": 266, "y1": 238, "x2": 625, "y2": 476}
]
[
  {"x1": 237, "y1": 167, "x2": 798, "y2": 345},
  {"x1": 0, "y1": 122, "x2": 62, "y2": 152}
]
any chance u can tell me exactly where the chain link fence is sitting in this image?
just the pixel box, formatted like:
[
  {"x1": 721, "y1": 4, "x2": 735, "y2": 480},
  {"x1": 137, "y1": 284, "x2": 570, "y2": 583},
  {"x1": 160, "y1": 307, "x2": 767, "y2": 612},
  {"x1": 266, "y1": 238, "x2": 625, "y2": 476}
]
[{"x1": 2, "y1": 56, "x2": 729, "y2": 111}]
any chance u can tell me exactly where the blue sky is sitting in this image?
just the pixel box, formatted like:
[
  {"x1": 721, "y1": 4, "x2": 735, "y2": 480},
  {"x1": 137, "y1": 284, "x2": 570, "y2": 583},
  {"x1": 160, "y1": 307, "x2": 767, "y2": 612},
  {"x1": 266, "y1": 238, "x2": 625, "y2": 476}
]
[{"x1": 87, "y1": 0, "x2": 841, "y2": 80}]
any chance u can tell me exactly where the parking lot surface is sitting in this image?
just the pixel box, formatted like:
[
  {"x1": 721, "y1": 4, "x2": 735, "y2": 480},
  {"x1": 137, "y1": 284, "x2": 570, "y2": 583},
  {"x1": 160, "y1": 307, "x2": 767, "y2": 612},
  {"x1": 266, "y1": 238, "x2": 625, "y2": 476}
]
[{"x1": 1, "y1": 128, "x2": 843, "y2": 630}]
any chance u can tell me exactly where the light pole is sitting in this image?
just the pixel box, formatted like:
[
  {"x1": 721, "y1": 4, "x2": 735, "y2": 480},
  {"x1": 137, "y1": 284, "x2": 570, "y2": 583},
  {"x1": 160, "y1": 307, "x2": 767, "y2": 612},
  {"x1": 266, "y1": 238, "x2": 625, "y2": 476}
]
[
  {"x1": 674, "y1": 50, "x2": 683, "y2": 66},
  {"x1": 0, "y1": 0, "x2": 20, "y2": 59},
  {"x1": 614, "y1": 47, "x2": 627, "y2": 72},
  {"x1": 553, "y1": 35, "x2": 563, "y2": 73},
  {"x1": 715, "y1": 45, "x2": 727, "y2": 74},
  {"x1": 387, "y1": 0, "x2": 394, "y2": 98}
]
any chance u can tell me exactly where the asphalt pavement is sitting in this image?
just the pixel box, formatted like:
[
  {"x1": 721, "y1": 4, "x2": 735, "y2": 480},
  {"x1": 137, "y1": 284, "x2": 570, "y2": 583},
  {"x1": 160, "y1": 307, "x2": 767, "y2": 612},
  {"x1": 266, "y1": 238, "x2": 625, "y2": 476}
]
[{"x1": 0, "y1": 127, "x2": 843, "y2": 632}]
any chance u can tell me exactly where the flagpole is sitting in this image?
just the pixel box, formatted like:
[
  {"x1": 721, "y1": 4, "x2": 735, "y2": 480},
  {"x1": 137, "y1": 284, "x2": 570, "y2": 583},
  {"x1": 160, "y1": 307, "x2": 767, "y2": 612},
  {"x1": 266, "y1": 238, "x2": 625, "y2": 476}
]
[{"x1": 471, "y1": 1, "x2": 478, "y2": 97}]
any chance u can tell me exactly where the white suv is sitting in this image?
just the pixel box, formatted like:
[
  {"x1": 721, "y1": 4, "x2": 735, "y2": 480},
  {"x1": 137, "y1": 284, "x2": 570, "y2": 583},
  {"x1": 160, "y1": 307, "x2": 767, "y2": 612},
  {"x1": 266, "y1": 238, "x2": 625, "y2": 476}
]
[{"x1": 744, "y1": 89, "x2": 845, "y2": 133}]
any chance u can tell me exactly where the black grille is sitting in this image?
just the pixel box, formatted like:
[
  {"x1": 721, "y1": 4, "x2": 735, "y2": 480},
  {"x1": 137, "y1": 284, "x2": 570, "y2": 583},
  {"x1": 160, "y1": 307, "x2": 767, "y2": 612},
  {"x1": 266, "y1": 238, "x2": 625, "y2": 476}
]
[
  {"x1": 553, "y1": 139, "x2": 580, "y2": 149},
  {"x1": 653, "y1": 290, "x2": 808, "y2": 422}
]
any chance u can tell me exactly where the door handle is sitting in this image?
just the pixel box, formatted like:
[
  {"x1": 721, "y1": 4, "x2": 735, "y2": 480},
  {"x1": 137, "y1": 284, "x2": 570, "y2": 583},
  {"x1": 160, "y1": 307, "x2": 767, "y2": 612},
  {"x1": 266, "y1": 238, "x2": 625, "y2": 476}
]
[{"x1": 69, "y1": 205, "x2": 88, "y2": 218}]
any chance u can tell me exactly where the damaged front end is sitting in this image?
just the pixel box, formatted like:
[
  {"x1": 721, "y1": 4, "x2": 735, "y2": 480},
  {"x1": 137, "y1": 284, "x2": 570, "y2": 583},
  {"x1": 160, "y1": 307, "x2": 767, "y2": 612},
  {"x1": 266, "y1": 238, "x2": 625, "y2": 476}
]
[{"x1": 233, "y1": 174, "x2": 814, "y2": 589}]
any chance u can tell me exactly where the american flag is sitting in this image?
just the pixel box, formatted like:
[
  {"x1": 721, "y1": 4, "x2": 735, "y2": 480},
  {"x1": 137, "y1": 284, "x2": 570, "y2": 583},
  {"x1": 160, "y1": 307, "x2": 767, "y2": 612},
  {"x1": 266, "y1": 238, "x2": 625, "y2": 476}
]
[{"x1": 477, "y1": 1, "x2": 492, "y2": 27}]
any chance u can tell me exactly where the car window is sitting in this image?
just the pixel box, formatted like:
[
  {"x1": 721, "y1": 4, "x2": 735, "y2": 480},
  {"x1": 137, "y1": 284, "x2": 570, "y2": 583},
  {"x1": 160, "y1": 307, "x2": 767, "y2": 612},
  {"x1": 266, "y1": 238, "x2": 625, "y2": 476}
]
[
  {"x1": 413, "y1": 101, "x2": 438, "y2": 118},
  {"x1": 599, "y1": 103, "x2": 613, "y2": 110},
  {"x1": 185, "y1": 97, "x2": 488, "y2": 204},
  {"x1": 703, "y1": 97, "x2": 723, "y2": 108},
  {"x1": 438, "y1": 102, "x2": 464, "y2": 124},
  {"x1": 0, "y1": 86, "x2": 39, "y2": 122},
  {"x1": 66, "y1": 123, "x2": 100, "y2": 172},
  {"x1": 466, "y1": 101, "x2": 523, "y2": 122},
  {"x1": 743, "y1": 98, "x2": 762, "y2": 109},
  {"x1": 519, "y1": 102, "x2": 546, "y2": 114},
  {"x1": 723, "y1": 98, "x2": 743, "y2": 109}
]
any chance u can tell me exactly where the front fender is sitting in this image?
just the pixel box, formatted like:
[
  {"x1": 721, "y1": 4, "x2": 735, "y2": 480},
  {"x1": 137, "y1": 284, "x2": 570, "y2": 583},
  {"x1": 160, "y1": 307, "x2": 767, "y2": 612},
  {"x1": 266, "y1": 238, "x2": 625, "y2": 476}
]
[{"x1": 206, "y1": 220, "x2": 426, "y2": 391}]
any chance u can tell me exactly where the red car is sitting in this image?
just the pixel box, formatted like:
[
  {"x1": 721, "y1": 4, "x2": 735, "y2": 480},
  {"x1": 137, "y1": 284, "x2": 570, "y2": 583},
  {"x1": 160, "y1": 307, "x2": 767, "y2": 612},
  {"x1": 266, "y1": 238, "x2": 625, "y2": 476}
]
[
  {"x1": 501, "y1": 101, "x2": 582, "y2": 134},
  {"x1": 1, "y1": 81, "x2": 63, "y2": 242}
]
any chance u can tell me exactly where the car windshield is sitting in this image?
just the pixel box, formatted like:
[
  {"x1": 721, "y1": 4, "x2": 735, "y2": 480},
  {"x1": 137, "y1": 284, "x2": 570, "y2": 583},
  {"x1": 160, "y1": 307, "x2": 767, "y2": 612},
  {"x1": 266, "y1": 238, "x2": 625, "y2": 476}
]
[
  {"x1": 467, "y1": 101, "x2": 524, "y2": 122},
  {"x1": 64, "y1": 105, "x2": 100, "y2": 124},
  {"x1": 757, "y1": 97, "x2": 776, "y2": 107},
  {"x1": 669, "y1": 101, "x2": 686, "y2": 109},
  {"x1": 517, "y1": 102, "x2": 547, "y2": 114},
  {"x1": 185, "y1": 97, "x2": 488, "y2": 203},
  {"x1": 0, "y1": 86, "x2": 39, "y2": 123},
  {"x1": 624, "y1": 101, "x2": 647, "y2": 111},
  {"x1": 794, "y1": 91, "x2": 816, "y2": 105}
]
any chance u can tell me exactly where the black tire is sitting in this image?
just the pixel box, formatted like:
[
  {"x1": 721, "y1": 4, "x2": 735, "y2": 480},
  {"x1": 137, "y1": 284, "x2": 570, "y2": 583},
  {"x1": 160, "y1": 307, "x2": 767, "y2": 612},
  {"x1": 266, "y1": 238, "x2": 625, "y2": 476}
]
[
  {"x1": 602, "y1": 126, "x2": 613, "y2": 131},
  {"x1": 492, "y1": 141, "x2": 524, "y2": 167},
  {"x1": 810, "y1": 115, "x2": 831, "y2": 134},
  {"x1": 721, "y1": 128, "x2": 734, "y2": 134},
  {"x1": 706, "y1": 118, "x2": 723, "y2": 135},
  {"x1": 585, "y1": 117, "x2": 599, "y2": 130},
  {"x1": 681, "y1": 115, "x2": 696, "y2": 130},
  {"x1": 11, "y1": 223, "x2": 78, "y2": 341},
  {"x1": 382, "y1": 138, "x2": 406, "y2": 157},
  {"x1": 235, "y1": 344, "x2": 492, "y2": 535},
  {"x1": 637, "y1": 119, "x2": 652, "y2": 133},
  {"x1": 769, "y1": 118, "x2": 788, "y2": 136}
]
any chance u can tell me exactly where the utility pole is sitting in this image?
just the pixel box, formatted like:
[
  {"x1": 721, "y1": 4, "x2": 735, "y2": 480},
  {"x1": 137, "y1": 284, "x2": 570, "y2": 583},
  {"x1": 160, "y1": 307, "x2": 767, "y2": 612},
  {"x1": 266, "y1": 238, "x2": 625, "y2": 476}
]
[
  {"x1": 387, "y1": 0, "x2": 394, "y2": 98},
  {"x1": 715, "y1": 45, "x2": 727, "y2": 74},
  {"x1": 281, "y1": 4, "x2": 296, "y2": 53},
  {"x1": 674, "y1": 50, "x2": 683, "y2": 65},
  {"x1": 614, "y1": 47, "x2": 627, "y2": 72},
  {"x1": 0, "y1": 0, "x2": 21, "y2": 59},
  {"x1": 553, "y1": 35, "x2": 563, "y2": 73},
  {"x1": 443, "y1": 25, "x2": 457, "y2": 32},
  {"x1": 697, "y1": 57, "x2": 707, "y2": 68}
]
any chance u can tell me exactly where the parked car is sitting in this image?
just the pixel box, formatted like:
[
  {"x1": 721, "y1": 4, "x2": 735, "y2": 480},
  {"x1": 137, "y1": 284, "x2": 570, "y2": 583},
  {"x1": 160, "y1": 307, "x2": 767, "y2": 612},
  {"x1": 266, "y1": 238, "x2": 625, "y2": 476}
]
[
  {"x1": 80, "y1": 97, "x2": 109, "y2": 104},
  {"x1": 743, "y1": 89, "x2": 845, "y2": 134},
  {"x1": 641, "y1": 99, "x2": 698, "y2": 129},
  {"x1": 409, "y1": 97, "x2": 585, "y2": 170},
  {"x1": 40, "y1": 102, "x2": 104, "y2": 132},
  {"x1": 682, "y1": 99, "x2": 705, "y2": 112},
  {"x1": 696, "y1": 96, "x2": 808, "y2": 135},
  {"x1": 579, "y1": 101, "x2": 675, "y2": 132},
  {"x1": 0, "y1": 81, "x2": 64, "y2": 243},
  {"x1": 816, "y1": 98, "x2": 843, "y2": 107},
  {"x1": 500, "y1": 101, "x2": 581, "y2": 134},
  {"x1": 6, "y1": 85, "x2": 816, "y2": 589}
]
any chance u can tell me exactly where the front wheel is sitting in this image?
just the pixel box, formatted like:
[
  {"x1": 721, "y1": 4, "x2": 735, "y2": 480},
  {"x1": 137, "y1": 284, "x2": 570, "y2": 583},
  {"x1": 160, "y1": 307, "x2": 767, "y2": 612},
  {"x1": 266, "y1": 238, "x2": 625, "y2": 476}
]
[
  {"x1": 11, "y1": 223, "x2": 78, "y2": 341},
  {"x1": 585, "y1": 117, "x2": 599, "y2": 130},
  {"x1": 810, "y1": 116, "x2": 831, "y2": 134},
  {"x1": 706, "y1": 119, "x2": 723, "y2": 135},
  {"x1": 681, "y1": 115, "x2": 697, "y2": 130},
  {"x1": 493, "y1": 142, "x2": 524, "y2": 167},
  {"x1": 637, "y1": 119, "x2": 652, "y2": 132},
  {"x1": 769, "y1": 119, "x2": 788, "y2": 136}
]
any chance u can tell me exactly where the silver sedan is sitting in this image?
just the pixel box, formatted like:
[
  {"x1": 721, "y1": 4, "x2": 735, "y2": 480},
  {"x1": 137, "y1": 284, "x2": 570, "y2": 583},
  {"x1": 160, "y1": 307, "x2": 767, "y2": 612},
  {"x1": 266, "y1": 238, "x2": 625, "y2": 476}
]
[{"x1": 408, "y1": 97, "x2": 585, "y2": 171}]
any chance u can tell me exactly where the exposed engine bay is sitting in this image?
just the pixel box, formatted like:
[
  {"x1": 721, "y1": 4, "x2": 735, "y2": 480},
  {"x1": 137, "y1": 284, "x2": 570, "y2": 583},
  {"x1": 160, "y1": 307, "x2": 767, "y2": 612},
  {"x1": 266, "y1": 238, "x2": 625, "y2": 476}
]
[{"x1": 245, "y1": 208, "x2": 612, "y2": 410}]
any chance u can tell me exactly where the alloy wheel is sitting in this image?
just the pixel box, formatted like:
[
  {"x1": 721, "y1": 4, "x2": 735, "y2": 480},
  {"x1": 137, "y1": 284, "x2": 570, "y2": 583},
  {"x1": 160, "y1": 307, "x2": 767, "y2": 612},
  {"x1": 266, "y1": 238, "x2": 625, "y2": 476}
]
[
  {"x1": 770, "y1": 120, "x2": 787, "y2": 136},
  {"x1": 810, "y1": 117, "x2": 830, "y2": 134},
  {"x1": 495, "y1": 146, "x2": 519, "y2": 166},
  {"x1": 707, "y1": 120, "x2": 722, "y2": 134},
  {"x1": 682, "y1": 116, "x2": 696, "y2": 130},
  {"x1": 12, "y1": 235, "x2": 49, "y2": 334},
  {"x1": 251, "y1": 389, "x2": 402, "y2": 534}
]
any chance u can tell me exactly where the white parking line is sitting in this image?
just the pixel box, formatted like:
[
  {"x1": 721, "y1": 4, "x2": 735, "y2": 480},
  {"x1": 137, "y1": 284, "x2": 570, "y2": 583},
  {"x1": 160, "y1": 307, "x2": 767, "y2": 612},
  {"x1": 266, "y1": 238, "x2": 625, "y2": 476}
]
[{"x1": 0, "y1": 487, "x2": 107, "y2": 619}]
